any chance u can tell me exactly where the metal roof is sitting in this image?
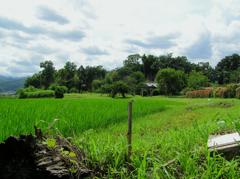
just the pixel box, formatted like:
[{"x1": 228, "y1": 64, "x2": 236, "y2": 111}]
[{"x1": 145, "y1": 82, "x2": 157, "y2": 88}]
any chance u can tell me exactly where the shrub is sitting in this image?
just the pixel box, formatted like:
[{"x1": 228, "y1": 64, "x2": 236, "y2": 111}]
[
  {"x1": 111, "y1": 81, "x2": 129, "y2": 98},
  {"x1": 225, "y1": 84, "x2": 239, "y2": 98},
  {"x1": 17, "y1": 86, "x2": 37, "y2": 95},
  {"x1": 101, "y1": 84, "x2": 113, "y2": 94},
  {"x1": 181, "y1": 87, "x2": 193, "y2": 95},
  {"x1": 49, "y1": 85, "x2": 67, "y2": 98},
  {"x1": 49, "y1": 85, "x2": 68, "y2": 93},
  {"x1": 19, "y1": 90, "x2": 55, "y2": 99},
  {"x1": 69, "y1": 87, "x2": 78, "y2": 93},
  {"x1": 152, "y1": 89, "x2": 160, "y2": 96},
  {"x1": 92, "y1": 80, "x2": 104, "y2": 92},
  {"x1": 18, "y1": 87, "x2": 54, "y2": 99},
  {"x1": 213, "y1": 87, "x2": 228, "y2": 98},
  {"x1": 212, "y1": 84, "x2": 240, "y2": 98},
  {"x1": 186, "y1": 89, "x2": 213, "y2": 98},
  {"x1": 236, "y1": 87, "x2": 240, "y2": 98},
  {"x1": 54, "y1": 86, "x2": 65, "y2": 98},
  {"x1": 18, "y1": 90, "x2": 27, "y2": 99}
]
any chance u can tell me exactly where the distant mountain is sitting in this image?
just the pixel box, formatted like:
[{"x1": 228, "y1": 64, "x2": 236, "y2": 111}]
[{"x1": 0, "y1": 76, "x2": 26, "y2": 93}]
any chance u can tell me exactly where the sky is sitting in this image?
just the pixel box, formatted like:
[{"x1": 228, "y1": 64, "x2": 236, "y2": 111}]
[{"x1": 0, "y1": 0, "x2": 240, "y2": 76}]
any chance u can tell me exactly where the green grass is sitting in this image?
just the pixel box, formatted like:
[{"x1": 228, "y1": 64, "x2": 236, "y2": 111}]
[
  {"x1": 0, "y1": 94, "x2": 174, "y2": 141},
  {"x1": 1, "y1": 94, "x2": 240, "y2": 178},
  {"x1": 78, "y1": 97, "x2": 240, "y2": 178}
]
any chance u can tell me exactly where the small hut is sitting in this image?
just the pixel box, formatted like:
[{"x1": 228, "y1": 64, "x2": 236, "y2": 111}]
[{"x1": 141, "y1": 82, "x2": 158, "y2": 96}]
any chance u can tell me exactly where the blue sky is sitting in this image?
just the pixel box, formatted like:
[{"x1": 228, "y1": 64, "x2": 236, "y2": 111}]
[{"x1": 0, "y1": 0, "x2": 240, "y2": 76}]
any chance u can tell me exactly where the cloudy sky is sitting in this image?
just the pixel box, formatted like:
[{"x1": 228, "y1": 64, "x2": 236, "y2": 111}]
[{"x1": 0, "y1": 0, "x2": 240, "y2": 76}]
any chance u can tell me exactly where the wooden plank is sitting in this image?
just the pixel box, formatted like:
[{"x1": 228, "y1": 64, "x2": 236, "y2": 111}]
[
  {"x1": 208, "y1": 132, "x2": 240, "y2": 148},
  {"x1": 208, "y1": 132, "x2": 240, "y2": 155}
]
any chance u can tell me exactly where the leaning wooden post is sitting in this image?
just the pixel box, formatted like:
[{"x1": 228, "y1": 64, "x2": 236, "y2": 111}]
[{"x1": 127, "y1": 100, "x2": 133, "y2": 162}]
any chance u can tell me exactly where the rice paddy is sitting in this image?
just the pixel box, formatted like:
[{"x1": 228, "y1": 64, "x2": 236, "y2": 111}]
[{"x1": 1, "y1": 94, "x2": 240, "y2": 178}]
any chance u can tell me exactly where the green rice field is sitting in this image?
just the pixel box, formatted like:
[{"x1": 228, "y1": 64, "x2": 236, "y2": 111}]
[{"x1": 1, "y1": 94, "x2": 240, "y2": 178}]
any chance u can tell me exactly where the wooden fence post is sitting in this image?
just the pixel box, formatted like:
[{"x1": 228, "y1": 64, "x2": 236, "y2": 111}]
[{"x1": 127, "y1": 100, "x2": 133, "y2": 162}]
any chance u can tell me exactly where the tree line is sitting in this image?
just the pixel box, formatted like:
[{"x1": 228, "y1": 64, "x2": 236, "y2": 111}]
[{"x1": 25, "y1": 53, "x2": 240, "y2": 97}]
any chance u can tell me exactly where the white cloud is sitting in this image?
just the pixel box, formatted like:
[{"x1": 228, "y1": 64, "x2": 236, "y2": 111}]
[
  {"x1": 0, "y1": 0, "x2": 239, "y2": 76},
  {"x1": 37, "y1": 6, "x2": 70, "y2": 25}
]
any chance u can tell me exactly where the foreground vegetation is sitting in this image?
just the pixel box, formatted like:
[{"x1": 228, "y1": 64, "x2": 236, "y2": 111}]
[{"x1": 1, "y1": 94, "x2": 240, "y2": 177}]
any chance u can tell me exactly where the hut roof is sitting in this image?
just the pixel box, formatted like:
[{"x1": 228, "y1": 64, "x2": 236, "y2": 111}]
[{"x1": 145, "y1": 82, "x2": 157, "y2": 88}]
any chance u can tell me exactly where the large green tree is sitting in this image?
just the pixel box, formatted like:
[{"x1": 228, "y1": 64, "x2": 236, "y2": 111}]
[
  {"x1": 85, "y1": 66, "x2": 106, "y2": 90},
  {"x1": 63, "y1": 61, "x2": 78, "y2": 90},
  {"x1": 194, "y1": 62, "x2": 216, "y2": 82},
  {"x1": 142, "y1": 54, "x2": 194, "y2": 81},
  {"x1": 187, "y1": 71, "x2": 209, "y2": 89},
  {"x1": 25, "y1": 72, "x2": 41, "y2": 88},
  {"x1": 40, "y1": 61, "x2": 55, "y2": 89},
  {"x1": 229, "y1": 69, "x2": 240, "y2": 83},
  {"x1": 110, "y1": 81, "x2": 129, "y2": 98},
  {"x1": 215, "y1": 54, "x2": 240, "y2": 84},
  {"x1": 123, "y1": 54, "x2": 142, "y2": 72},
  {"x1": 126, "y1": 71, "x2": 145, "y2": 95},
  {"x1": 155, "y1": 68, "x2": 187, "y2": 95},
  {"x1": 77, "y1": 65, "x2": 87, "y2": 91},
  {"x1": 76, "y1": 65, "x2": 106, "y2": 91},
  {"x1": 142, "y1": 54, "x2": 158, "y2": 81}
]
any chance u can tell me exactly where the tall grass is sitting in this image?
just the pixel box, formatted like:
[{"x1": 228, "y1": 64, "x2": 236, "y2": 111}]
[
  {"x1": 1, "y1": 95, "x2": 239, "y2": 177},
  {"x1": 74, "y1": 97, "x2": 240, "y2": 178},
  {"x1": 0, "y1": 97, "x2": 174, "y2": 141}
]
